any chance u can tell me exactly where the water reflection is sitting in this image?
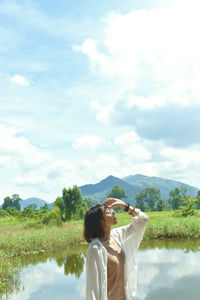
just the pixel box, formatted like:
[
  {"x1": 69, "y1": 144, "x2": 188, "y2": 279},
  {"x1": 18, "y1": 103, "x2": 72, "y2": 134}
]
[
  {"x1": 2, "y1": 244, "x2": 88, "y2": 300},
  {"x1": 64, "y1": 254, "x2": 85, "y2": 278},
  {"x1": 144, "y1": 275, "x2": 200, "y2": 300},
  {"x1": 3, "y1": 239, "x2": 200, "y2": 300},
  {"x1": 141, "y1": 237, "x2": 200, "y2": 252},
  {"x1": 135, "y1": 247, "x2": 200, "y2": 300}
]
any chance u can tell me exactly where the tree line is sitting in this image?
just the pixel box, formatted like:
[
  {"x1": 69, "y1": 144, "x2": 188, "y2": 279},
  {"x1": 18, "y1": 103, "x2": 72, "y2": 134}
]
[
  {"x1": 135, "y1": 186, "x2": 200, "y2": 215},
  {"x1": 1, "y1": 184, "x2": 200, "y2": 221},
  {"x1": 0, "y1": 186, "x2": 97, "y2": 223}
]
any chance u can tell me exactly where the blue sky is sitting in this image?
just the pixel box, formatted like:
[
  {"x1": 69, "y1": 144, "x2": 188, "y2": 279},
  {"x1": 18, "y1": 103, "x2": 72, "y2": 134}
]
[{"x1": 0, "y1": 0, "x2": 200, "y2": 203}]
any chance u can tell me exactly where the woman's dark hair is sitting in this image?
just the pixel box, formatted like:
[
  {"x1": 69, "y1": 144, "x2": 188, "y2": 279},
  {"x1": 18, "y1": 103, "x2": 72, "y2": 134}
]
[{"x1": 84, "y1": 204, "x2": 106, "y2": 242}]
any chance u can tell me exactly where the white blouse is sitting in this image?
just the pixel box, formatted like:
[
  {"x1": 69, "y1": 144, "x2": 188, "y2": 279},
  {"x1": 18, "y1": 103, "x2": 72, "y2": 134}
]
[{"x1": 86, "y1": 210, "x2": 149, "y2": 300}]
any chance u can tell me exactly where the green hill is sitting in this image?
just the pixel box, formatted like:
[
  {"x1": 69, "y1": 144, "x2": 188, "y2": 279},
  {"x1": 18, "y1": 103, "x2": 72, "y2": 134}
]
[{"x1": 79, "y1": 174, "x2": 199, "y2": 205}]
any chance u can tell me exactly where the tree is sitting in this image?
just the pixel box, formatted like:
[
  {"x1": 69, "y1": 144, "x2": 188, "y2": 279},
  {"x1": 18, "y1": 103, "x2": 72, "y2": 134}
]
[
  {"x1": 2, "y1": 194, "x2": 21, "y2": 211},
  {"x1": 42, "y1": 206, "x2": 62, "y2": 226},
  {"x1": 2, "y1": 196, "x2": 12, "y2": 210},
  {"x1": 0, "y1": 208, "x2": 9, "y2": 217},
  {"x1": 144, "y1": 187, "x2": 159, "y2": 211},
  {"x1": 40, "y1": 203, "x2": 49, "y2": 210},
  {"x1": 79, "y1": 201, "x2": 88, "y2": 219},
  {"x1": 54, "y1": 197, "x2": 65, "y2": 220},
  {"x1": 169, "y1": 188, "x2": 181, "y2": 210},
  {"x1": 12, "y1": 194, "x2": 21, "y2": 210},
  {"x1": 62, "y1": 185, "x2": 84, "y2": 220},
  {"x1": 21, "y1": 207, "x2": 38, "y2": 218},
  {"x1": 6, "y1": 207, "x2": 20, "y2": 217},
  {"x1": 135, "y1": 187, "x2": 162, "y2": 211},
  {"x1": 169, "y1": 186, "x2": 189, "y2": 210},
  {"x1": 135, "y1": 194, "x2": 145, "y2": 211},
  {"x1": 27, "y1": 203, "x2": 38, "y2": 210},
  {"x1": 163, "y1": 199, "x2": 173, "y2": 211},
  {"x1": 64, "y1": 253, "x2": 85, "y2": 278},
  {"x1": 157, "y1": 197, "x2": 164, "y2": 211},
  {"x1": 178, "y1": 197, "x2": 196, "y2": 217},
  {"x1": 83, "y1": 197, "x2": 97, "y2": 209},
  {"x1": 196, "y1": 190, "x2": 200, "y2": 209},
  {"x1": 108, "y1": 185, "x2": 128, "y2": 200}
]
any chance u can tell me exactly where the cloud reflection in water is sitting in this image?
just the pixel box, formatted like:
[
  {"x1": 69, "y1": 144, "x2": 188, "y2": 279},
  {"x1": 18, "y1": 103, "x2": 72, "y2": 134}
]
[{"x1": 7, "y1": 246, "x2": 200, "y2": 300}]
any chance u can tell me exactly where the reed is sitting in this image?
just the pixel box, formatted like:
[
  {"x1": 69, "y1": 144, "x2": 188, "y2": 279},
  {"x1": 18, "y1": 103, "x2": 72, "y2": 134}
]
[
  {"x1": 115, "y1": 211, "x2": 200, "y2": 239},
  {"x1": 0, "y1": 221, "x2": 83, "y2": 297}
]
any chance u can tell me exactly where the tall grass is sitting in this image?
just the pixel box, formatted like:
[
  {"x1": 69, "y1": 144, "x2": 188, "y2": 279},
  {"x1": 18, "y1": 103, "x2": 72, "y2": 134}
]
[
  {"x1": 0, "y1": 223, "x2": 83, "y2": 257},
  {"x1": 115, "y1": 211, "x2": 200, "y2": 239},
  {"x1": 0, "y1": 221, "x2": 83, "y2": 297}
]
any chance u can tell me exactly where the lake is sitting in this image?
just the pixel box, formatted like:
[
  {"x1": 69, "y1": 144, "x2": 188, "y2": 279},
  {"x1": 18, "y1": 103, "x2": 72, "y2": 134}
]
[{"x1": 3, "y1": 239, "x2": 200, "y2": 300}]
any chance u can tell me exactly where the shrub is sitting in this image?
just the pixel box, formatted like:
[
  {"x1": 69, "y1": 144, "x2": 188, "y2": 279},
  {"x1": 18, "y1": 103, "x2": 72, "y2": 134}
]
[
  {"x1": 0, "y1": 209, "x2": 9, "y2": 218},
  {"x1": 20, "y1": 207, "x2": 40, "y2": 219},
  {"x1": 6, "y1": 207, "x2": 20, "y2": 217},
  {"x1": 41, "y1": 206, "x2": 62, "y2": 226},
  {"x1": 173, "y1": 198, "x2": 197, "y2": 217}
]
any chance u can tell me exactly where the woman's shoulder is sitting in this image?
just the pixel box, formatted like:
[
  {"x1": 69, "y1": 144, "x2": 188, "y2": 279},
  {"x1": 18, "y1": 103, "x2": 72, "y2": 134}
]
[
  {"x1": 87, "y1": 238, "x2": 105, "y2": 260},
  {"x1": 88, "y1": 238, "x2": 102, "y2": 251}
]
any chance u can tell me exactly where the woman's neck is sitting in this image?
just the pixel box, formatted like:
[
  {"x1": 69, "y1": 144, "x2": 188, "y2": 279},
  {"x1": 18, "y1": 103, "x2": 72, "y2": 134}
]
[{"x1": 102, "y1": 225, "x2": 111, "y2": 241}]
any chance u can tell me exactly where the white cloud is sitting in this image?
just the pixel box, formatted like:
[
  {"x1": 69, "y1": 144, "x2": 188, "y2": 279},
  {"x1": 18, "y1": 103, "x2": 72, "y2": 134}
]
[
  {"x1": 115, "y1": 131, "x2": 152, "y2": 161},
  {"x1": 72, "y1": 134, "x2": 107, "y2": 150},
  {"x1": 75, "y1": 0, "x2": 200, "y2": 113},
  {"x1": 10, "y1": 74, "x2": 30, "y2": 86},
  {"x1": 90, "y1": 101, "x2": 113, "y2": 124},
  {"x1": 10, "y1": 261, "x2": 66, "y2": 300},
  {"x1": 0, "y1": 124, "x2": 65, "y2": 200},
  {"x1": 136, "y1": 248, "x2": 200, "y2": 299},
  {"x1": 157, "y1": 146, "x2": 200, "y2": 186},
  {"x1": 75, "y1": 132, "x2": 156, "y2": 184},
  {"x1": 1, "y1": 121, "x2": 200, "y2": 203},
  {"x1": 78, "y1": 153, "x2": 121, "y2": 184},
  {"x1": 71, "y1": 131, "x2": 200, "y2": 190},
  {"x1": 126, "y1": 95, "x2": 165, "y2": 110},
  {"x1": 73, "y1": 39, "x2": 109, "y2": 73},
  {"x1": 0, "y1": 124, "x2": 51, "y2": 167},
  {"x1": 160, "y1": 147, "x2": 200, "y2": 170},
  {"x1": 0, "y1": 124, "x2": 122, "y2": 201},
  {"x1": 9, "y1": 246, "x2": 200, "y2": 300}
]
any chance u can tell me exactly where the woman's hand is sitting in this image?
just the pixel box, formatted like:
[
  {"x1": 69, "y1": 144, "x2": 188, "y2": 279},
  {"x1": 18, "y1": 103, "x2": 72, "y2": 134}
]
[{"x1": 103, "y1": 198, "x2": 126, "y2": 210}]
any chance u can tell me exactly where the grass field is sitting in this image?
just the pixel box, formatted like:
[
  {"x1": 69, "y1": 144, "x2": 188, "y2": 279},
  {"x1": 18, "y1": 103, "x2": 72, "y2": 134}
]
[{"x1": 0, "y1": 211, "x2": 200, "y2": 296}]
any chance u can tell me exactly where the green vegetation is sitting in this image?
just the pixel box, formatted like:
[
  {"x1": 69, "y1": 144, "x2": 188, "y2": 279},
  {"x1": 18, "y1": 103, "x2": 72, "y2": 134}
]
[
  {"x1": 0, "y1": 210, "x2": 200, "y2": 297},
  {"x1": 1, "y1": 183, "x2": 200, "y2": 297},
  {"x1": 2, "y1": 194, "x2": 21, "y2": 211},
  {"x1": 0, "y1": 185, "x2": 91, "y2": 224},
  {"x1": 0, "y1": 219, "x2": 83, "y2": 297},
  {"x1": 108, "y1": 185, "x2": 128, "y2": 199},
  {"x1": 113, "y1": 210, "x2": 200, "y2": 238},
  {"x1": 135, "y1": 187, "x2": 163, "y2": 211},
  {"x1": 135, "y1": 186, "x2": 200, "y2": 215}
]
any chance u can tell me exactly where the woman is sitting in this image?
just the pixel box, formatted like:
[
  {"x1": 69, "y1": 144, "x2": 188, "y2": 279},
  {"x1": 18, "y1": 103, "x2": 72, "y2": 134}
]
[{"x1": 84, "y1": 197, "x2": 148, "y2": 300}]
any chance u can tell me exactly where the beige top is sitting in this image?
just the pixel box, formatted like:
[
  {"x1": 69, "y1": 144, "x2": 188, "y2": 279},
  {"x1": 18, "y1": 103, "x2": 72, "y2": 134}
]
[{"x1": 103, "y1": 239, "x2": 126, "y2": 300}]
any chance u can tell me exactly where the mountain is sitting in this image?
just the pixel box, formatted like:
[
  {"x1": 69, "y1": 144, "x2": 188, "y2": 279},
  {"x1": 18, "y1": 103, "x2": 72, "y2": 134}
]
[
  {"x1": 0, "y1": 197, "x2": 54, "y2": 210},
  {"x1": 79, "y1": 174, "x2": 199, "y2": 205},
  {"x1": 20, "y1": 198, "x2": 49, "y2": 210},
  {"x1": 47, "y1": 201, "x2": 55, "y2": 210},
  {"x1": 122, "y1": 174, "x2": 198, "y2": 200},
  {"x1": 1, "y1": 174, "x2": 198, "y2": 210},
  {"x1": 80, "y1": 175, "x2": 141, "y2": 205}
]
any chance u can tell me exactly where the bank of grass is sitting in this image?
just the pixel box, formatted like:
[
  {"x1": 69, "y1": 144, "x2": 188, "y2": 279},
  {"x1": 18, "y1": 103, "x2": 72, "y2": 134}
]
[
  {"x1": 115, "y1": 210, "x2": 200, "y2": 239},
  {"x1": 0, "y1": 220, "x2": 83, "y2": 297},
  {"x1": 1, "y1": 211, "x2": 200, "y2": 296}
]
